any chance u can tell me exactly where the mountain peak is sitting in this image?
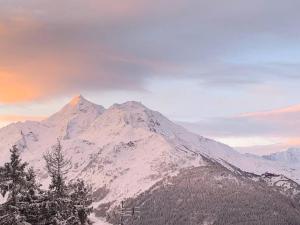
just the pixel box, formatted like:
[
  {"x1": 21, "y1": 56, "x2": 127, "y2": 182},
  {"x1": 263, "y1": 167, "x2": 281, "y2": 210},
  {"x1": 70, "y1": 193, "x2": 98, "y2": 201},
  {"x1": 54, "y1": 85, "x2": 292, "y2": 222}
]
[
  {"x1": 68, "y1": 94, "x2": 89, "y2": 107},
  {"x1": 47, "y1": 95, "x2": 105, "y2": 123},
  {"x1": 64, "y1": 95, "x2": 104, "y2": 111}
]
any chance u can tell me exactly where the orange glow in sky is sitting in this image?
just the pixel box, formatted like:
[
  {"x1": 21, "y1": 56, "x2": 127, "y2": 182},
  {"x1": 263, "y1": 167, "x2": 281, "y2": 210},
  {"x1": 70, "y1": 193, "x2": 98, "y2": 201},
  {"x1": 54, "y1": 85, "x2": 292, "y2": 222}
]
[{"x1": 0, "y1": 71, "x2": 43, "y2": 103}]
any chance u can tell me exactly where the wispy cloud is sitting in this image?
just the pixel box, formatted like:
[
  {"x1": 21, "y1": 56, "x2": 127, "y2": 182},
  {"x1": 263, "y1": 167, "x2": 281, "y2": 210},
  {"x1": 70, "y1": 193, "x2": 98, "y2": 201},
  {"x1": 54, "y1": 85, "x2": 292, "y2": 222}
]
[
  {"x1": 1, "y1": 0, "x2": 300, "y2": 102},
  {"x1": 240, "y1": 104, "x2": 300, "y2": 118},
  {"x1": 179, "y1": 103, "x2": 300, "y2": 153}
]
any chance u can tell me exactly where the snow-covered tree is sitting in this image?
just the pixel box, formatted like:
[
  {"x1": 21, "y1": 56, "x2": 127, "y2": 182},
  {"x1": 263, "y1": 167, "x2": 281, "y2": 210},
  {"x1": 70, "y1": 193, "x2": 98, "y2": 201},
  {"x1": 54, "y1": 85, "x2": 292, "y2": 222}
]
[
  {"x1": 0, "y1": 145, "x2": 28, "y2": 206},
  {"x1": 0, "y1": 146, "x2": 39, "y2": 225},
  {"x1": 43, "y1": 140, "x2": 93, "y2": 224},
  {"x1": 0, "y1": 142, "x2": 94, "y2": 225},
  {"x1": 69, "y1": 179, "x2": 93, "y2": 224},
  {"x1": 25, "y1": 167, "x2": 40, "y2": 195},
  {"x1": 43, "y1": 139, "x2": 71, "y2": 198}
]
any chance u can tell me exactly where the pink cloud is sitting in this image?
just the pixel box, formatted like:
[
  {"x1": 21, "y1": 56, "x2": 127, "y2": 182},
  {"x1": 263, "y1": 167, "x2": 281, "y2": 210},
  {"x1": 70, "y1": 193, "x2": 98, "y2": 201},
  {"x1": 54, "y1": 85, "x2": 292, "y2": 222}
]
[
  {"x1": 240, "y1": 104, "x2": 300, "y2": 118},
  {"x1": 181, "y1": 103, "x2": 300, "y2": 152}
]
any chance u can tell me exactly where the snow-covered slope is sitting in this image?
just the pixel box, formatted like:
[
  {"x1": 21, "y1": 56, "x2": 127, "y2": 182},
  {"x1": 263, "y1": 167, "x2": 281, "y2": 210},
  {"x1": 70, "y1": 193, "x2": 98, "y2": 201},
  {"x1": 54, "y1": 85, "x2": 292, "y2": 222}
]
[
  {"x1": 0, "y1": 95, "x2": 300, "y2": 210},
  {"x1": 45, "y1": 95, "x2": 105, "y2": 139},
  {"x1": 109, "y1": 165, "x2": 300, "y2": 225},
  {"x1": 263, "y1": 148, "x2": 300, "y2": 164}
]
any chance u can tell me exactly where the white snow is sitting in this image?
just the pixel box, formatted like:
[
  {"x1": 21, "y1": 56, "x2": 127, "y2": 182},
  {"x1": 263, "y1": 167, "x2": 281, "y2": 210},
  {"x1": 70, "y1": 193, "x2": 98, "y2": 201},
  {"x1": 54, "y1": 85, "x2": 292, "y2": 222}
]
[
  {"x1": 89, "y1": 214, "x2": 112, "y2": 225},
  {"x1": 1, "y1": 95, "x2": 300, "y2": 216},
  {"x1": 263, "y1": 148, "x2": 300, "y2": 164},
  {"x1": 260, "y1": 173, "x2": 300, "y2": 196}
]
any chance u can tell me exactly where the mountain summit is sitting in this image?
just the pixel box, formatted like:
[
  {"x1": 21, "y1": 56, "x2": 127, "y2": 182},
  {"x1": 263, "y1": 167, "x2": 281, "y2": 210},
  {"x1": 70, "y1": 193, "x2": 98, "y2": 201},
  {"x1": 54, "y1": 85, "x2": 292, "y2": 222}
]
[
  {"x1": 45, "y1": 95, "x2": 105, "y2": 139},
  {"x1": 48, "y1": 95, "x2": 105, "y2": 121},
  {"x1": 1, "y1": 96, "x2": 300, "y2": 224},
  {"x1": 69, "y1": 94, "x2": 87, "y2": 106}
]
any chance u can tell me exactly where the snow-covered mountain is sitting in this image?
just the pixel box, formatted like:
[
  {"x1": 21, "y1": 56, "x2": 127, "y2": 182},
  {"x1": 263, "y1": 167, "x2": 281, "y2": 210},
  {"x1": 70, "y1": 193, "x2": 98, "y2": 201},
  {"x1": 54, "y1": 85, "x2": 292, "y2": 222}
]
[
  {"x1": 1, "y1": 95, "x2": 300, "y2": 222},
  {"x1": 263, "y1": 148, "x2": 300, "y2": 164}
]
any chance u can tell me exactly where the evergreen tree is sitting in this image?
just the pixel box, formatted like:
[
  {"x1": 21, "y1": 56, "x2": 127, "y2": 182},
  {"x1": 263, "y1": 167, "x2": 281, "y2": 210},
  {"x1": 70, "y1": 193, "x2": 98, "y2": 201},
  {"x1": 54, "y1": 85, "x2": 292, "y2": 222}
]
[
  {"x1": 26, "y1": 167, "x2": 41, "y2": 196},
  {"x1": 0, "y1": 145, "x2": 28, "y2": 206},
  {"x1": 69, "y1": 179, "x2": 93, "y2": 224},
  {"x1": 43, "y1": 140, "x2": 94, "y2": 225},
  {"x1": 43, "y1": 139, "x2": 71, "y2": 198},
  {"x1": 0, "y1": 146, "x2": 37, "y2": 225},
  {"x1": 0, "y1": 142, "x2": 94, "y2": 224},
  {"x1": 43, "y1": 140, "x2": 80, "y2": 224}
]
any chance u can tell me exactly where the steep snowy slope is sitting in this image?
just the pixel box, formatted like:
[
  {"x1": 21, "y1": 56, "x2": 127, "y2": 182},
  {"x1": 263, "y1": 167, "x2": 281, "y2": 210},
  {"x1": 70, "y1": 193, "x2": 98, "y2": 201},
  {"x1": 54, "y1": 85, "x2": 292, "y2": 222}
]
[
  {"x1": 46, "y1": 95, "x2": 105, "y2": 139},
  {"x1": 0, "y1": 95, "x2": 300, "y2": 211}
]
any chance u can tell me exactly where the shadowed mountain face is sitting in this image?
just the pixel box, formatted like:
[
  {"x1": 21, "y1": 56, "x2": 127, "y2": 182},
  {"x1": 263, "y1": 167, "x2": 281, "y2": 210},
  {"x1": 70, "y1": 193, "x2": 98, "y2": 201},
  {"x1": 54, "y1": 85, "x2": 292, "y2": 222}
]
[{"x1": 107, "y1": 162, "x2": 300, "y2": 225}]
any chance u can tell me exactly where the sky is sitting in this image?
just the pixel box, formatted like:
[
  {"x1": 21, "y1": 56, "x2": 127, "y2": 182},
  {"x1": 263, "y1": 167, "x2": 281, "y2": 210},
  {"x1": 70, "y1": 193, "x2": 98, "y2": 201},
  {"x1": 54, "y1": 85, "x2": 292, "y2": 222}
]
[{"x1": 1, "y1": 0, "x2": 300, "y2": 154}]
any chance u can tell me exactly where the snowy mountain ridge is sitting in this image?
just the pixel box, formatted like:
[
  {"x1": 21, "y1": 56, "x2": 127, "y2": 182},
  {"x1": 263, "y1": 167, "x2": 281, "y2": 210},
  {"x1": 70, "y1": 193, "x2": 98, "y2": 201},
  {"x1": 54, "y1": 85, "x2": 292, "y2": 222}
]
[
  {"x1": 263, "y1": 148, "x2": 300, "y2": 164},
  {"x1": 1, "y1": 95, "x2": 300, "y2": 213}
]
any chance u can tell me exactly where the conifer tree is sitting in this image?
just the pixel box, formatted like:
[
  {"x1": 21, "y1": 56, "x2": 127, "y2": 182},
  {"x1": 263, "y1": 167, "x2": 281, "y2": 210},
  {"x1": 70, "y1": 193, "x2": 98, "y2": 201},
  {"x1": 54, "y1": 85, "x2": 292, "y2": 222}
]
[
  {"x1": 69, "y1": 179, "x2": 93, "y2": 224},
  {"x1": 0, "y1": 146, "x2": 34, "y2": 225},
  {"x1": 43, "y1": 139, "x2": 71, "y2": 198},
  {"x1": 25, "y1": 167, "x2": 40, "y2": 195},
  {"x1": 0, "y1": 145, "x2": 28, "y2": 206},
  {"x1": 43, "y1": 140, "x2": 93, "y2": 225},
  {"x1": 0, "y1": 140, "x2": 94, "y2": 225},
  {"x1": 43, "y1": 140, "x2": 78, "y2": 224}
]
